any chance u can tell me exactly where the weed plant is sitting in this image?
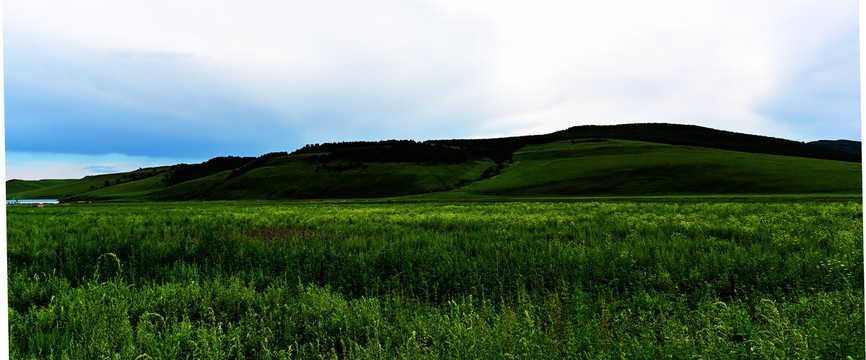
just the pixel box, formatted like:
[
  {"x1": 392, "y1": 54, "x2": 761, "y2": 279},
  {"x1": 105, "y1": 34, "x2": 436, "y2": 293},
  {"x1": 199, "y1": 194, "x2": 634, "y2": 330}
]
[{"x1": 8, "y1": 201, "x2": 863, "y2": 359}]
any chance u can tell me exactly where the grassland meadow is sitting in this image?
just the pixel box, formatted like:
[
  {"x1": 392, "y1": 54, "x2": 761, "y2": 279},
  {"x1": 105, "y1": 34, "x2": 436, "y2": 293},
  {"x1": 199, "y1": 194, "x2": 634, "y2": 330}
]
[{"x1": 7, "y1": 200, "x2": 863, "y2": 358}]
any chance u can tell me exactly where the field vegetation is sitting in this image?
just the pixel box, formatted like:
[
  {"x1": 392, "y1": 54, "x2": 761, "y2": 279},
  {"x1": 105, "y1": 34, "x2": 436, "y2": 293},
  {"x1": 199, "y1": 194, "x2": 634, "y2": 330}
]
[{"x1": 7, "y1": 200, "x2": 863, "y2": 359}]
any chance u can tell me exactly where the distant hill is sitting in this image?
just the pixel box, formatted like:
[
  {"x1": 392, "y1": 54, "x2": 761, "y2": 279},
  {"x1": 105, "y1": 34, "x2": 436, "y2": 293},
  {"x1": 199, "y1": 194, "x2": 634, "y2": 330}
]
[
  {"x1": 808, "y1": 140, "x2": 861, "y2": 155},
  {"x1": 449, "y1": 139, "x2": 860, "y2": 197},
  {"x1": 6, "y1": 123, "x2": 861, "y2": 201},
  {"x1": 434, "y1": 123, "x2": 860, "y2": 163},
  {"x1": 6, "y1": 179, "x2": 76, "y2": 195},
  {"x1": 7, "y1": 167, "x2": 171, "y2": 201}
]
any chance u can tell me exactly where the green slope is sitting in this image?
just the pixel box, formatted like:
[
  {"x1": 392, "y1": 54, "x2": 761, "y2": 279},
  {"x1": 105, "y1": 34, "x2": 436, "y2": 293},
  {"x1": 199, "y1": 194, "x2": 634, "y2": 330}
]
[
  {"x1": 552, "y1": 124, "x2": 860, "y2": 162},
  {"x1": 453, "y1": 139, "x2": 861, "y2": 197},
  {"x1": 6, "y1": 179, "x2": 77, "y2": 196},
  {"x1": 7, "y1": 167, "x2": 171, "y2": 201},
  {"x1": 437, "y1": 123, "x2": 860, "y2": 164},
  {"x1": 151, "y1": 153, "x2": 495, "y2": 200},
  {"x1": 6, "y1": 124, "x2": 861, "y2": 201}
]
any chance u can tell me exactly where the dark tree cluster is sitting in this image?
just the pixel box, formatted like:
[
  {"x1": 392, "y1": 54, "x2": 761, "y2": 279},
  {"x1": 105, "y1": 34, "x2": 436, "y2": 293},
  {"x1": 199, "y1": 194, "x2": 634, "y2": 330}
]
[
  {"x1": 166, "y1": 156, "x2": 255, "y2": 185},
  {"x1": 480, "y1": 162, "x2": 508, "y2": 179},
  {"x1": 92, "y1": 168, "x2": 169, "y2": 193},
  {"x1": 295, "y1": 140, "x2": 474, "y2": 165},
  {"x1": 228, "y1": 152, "x2": 289, "y2": 179},
  {"x1": 121, "y1": 168, "x2": 167, "y2": 183}
]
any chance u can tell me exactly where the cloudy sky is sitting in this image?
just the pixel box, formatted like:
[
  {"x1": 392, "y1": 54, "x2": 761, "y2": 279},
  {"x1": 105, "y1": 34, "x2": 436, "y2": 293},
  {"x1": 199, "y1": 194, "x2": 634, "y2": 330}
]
[{"x1": 4, "y1": 0, "x2": 860, "y2": 180}]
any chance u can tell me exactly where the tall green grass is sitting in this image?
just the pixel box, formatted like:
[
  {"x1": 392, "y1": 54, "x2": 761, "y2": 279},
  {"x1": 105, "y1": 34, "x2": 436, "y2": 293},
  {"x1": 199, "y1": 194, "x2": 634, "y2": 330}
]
[{"x1": 8, "y1": 201, "x2": 863, "y2": 358}]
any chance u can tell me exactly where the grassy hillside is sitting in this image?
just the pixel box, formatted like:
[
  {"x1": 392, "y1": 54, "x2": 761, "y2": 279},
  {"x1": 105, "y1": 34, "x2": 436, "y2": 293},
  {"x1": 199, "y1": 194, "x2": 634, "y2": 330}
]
[
  {"x1": 437, "y1": 123, "x2": 860, "y2": 164},
  {"x1": 7, "y1": 167, "x2": 170, "y2": 201},
  {"x1": 6, "y1": 124, "x2": 862, "y2": 201},
  {"x1": 151, "y1": 153, "x2": 494, "y2": 200},
  {"x1": 553, "y1": 124, "x2": 860, "y2": 162},
  {"x1": 452, "y1": 139, "x2": 861, "y2": 197},
  {"x1": 6, "y1": 179, "x2": 77, "y2": 196}
]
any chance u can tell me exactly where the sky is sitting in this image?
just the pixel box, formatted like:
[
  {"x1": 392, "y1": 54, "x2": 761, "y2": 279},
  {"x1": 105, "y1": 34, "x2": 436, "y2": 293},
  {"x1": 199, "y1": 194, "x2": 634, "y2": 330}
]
[{"x1": 3, "y1": 0, "x2": 861, "y2": 180}]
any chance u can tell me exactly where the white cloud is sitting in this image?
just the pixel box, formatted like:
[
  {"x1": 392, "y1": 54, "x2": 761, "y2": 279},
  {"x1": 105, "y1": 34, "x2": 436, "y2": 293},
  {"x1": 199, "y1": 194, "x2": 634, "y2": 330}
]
[
  {"x1": 5, "y1": 0, "x2": 859, "y2": 164},
  {"x1": 5, "y1": 152, "x2": 197, "y2": 180},
  {"x1": 453, "y1": 0, "x2": 853, "y2": 140}
]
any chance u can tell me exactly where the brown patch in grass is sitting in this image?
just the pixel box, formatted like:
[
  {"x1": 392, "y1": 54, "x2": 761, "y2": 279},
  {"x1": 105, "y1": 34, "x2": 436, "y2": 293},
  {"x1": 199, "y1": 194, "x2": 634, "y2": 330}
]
[{"x1": 243, "y1": 227, "x2": 348, "y2": 244}]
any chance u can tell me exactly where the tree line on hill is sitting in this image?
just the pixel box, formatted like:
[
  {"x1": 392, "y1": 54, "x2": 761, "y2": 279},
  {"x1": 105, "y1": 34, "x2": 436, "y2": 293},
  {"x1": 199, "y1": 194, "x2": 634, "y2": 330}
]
[
  {"x1": 160, "y1": 123, "x2": 859, "y2": 187},
  {"x1": 164, "y1": 152, "x2": 292, "y2": 186},
  {"x1": 293, "y1": 140, "x2": 475, "y2": 165},
  {"x1": 808, "y1": 140, "x2": 861, "y2": 155},
  {"x1": 554, "y1": 124, "x2": 860, "y2": 162},
  {"x1": 228, "y1": 152, "x2": 289, "y2": 179},
  {"x1": 165, "y1": 156, "x2": 256, "y2": 185}
]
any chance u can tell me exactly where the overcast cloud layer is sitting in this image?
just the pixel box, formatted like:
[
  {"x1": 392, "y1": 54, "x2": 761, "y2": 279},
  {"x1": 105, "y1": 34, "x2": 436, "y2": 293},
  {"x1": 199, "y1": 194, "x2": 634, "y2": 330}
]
[{"x1": 4, "y1": 0, "x2": 860, "y2": 180}]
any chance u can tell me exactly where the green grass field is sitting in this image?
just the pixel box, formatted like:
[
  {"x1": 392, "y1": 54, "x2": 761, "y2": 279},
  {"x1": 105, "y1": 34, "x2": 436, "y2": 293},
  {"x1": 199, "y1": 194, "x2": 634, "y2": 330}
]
[{"x1": 7, "y1": 200, "x2": 863, "y2": 359}]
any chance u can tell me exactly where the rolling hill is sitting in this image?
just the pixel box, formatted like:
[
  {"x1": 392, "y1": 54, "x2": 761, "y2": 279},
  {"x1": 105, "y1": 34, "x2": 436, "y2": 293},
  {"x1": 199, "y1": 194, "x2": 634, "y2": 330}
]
[
  {"x1": 809, "y1": 140, "x2": 862, "y2": 155},
  {"x1": 6, "y1": 179, "x2": 77, "y2": 195},
  {"x1": 6, "y1": 124, "x2": 861, "y2": 201},
  {"x1": 451, "y1": 139, "x2": 860, "y2": 197}
]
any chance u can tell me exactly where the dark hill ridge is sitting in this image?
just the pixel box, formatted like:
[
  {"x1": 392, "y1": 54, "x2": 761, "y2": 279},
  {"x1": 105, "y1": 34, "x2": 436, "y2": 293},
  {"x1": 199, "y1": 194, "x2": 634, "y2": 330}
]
[
  {"x1": 434, "y1": 123, "x2": 859, "y2": 163},
  {"x1": 6, "y1": 179, "x2": 76, "y2": 195},
  {"x1": 6, "y1": 123, "x2": 862, "y2": 202},
  {"x1": 809, "y1": 140, "x2": 861, "y2": 155},
  {"x1": 294, "y1": 123, "x2": 858, "y2": 168},
  {"x1": 557, "y1": 124, "x2": 860, "y2": 162}
]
